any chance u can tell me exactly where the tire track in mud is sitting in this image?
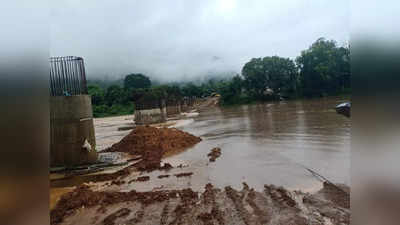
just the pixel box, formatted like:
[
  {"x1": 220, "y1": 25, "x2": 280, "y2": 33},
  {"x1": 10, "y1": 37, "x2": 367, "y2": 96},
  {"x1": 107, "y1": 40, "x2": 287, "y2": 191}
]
[
  {"x1": 263, "y1": 185, "x2": 308, "y2": 225},
  {"x1": 225, "y1": 185, "x2": 261, "y2": 225},
  {"x1": 126, "y1": 204, "x2": 145, "y2": 224},
  {"x1": 198, "y1": 183, "x2": 225, "y2": 225},
  {"x1": 302, "y1": 193, "x2": 350, "y2": 225},
  {"x1": 245, "y1": 188, "x2": 270, "y2": 224},
  {"x1": 211, "y1": 205, "x2": 225, "y2": 225},
  {"x1": 160, "y1": 200, "x2": 170, "y2": 225},
  {"x1": 102, "y1": 208, "x2": 131, "y2": 225},
  {"x1": 169, "y1": 204, "x2": 189, "y2": 225},
  {"x1": 52, "y1": 183, "x2": 350, "y2": 225},
  {"x1": 168, "y1": 189, "x2": 198, "y2": 225},
  {"x1": 264, "y1": 185, "x2": 298, "y2": 209}
]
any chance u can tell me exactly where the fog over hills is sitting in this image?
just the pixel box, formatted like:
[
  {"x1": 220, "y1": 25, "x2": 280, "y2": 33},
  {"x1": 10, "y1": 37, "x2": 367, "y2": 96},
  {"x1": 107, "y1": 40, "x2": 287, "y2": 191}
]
[{"x1": 51, "y1": 0, "x2": 349, "y2": 82}]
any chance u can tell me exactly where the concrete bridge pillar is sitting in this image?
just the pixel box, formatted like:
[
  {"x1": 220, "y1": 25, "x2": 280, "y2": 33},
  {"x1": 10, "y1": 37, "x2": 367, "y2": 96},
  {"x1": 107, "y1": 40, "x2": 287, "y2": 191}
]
[{"x1": 50, "y1": 95, "x2": 97, "y2": 167}]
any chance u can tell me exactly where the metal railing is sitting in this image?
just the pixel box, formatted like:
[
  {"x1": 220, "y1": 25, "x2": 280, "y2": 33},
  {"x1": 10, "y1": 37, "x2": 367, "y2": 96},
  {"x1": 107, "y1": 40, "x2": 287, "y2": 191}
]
[{"x1": 50, "y1": 56, "x2": 88, "y2": 96}]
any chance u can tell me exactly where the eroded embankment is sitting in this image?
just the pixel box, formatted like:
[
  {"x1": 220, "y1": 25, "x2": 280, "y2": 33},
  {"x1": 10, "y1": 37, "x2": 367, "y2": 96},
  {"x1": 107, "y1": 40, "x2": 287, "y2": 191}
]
[{"x1": 51, "y1": 182, "x2": 350, "y2": 225}]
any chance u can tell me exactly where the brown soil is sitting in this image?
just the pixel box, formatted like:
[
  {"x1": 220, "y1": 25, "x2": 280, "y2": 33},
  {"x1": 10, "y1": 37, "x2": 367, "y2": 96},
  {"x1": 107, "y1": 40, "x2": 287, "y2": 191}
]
[
  {"x1": 102, "y1": 208, "x2": 131, "y2": 225},
  {"x1": 225, "y1": 185, "x2": 256, "y2": 225},
  {"x1": 128, "y1": 176, "x2": 150, "y2": 183},
  {"x1": 106, "y1": 126, "x2": 201, "y2": 172},
  {"x1": 50, "y1": 126, "x2": 200, "y2": 210},
  {"x1": 200, "y1": 183, "x2": 225, "y2": 225},
  {"x1": 207, "y1": 147, "x2": 222, "y2": 162},
  {"x1": 50, "y1": 187, "x2": 75, "y2": 210},
  {"x1": 174, "y1": 172, "x2": 194, "y2": 178},
  {"x1": 50, "y1": 164, "x2": 136, "y2": 188},
  {"x1": 110, "y1": 180, "x2": 125, "y2": 186},
  {"x1": 51, "y1": 183, "x2": 350, "y2": 225},
  {"x1": 50, "y1": 184, "x2": 197, "y2": 225},
  {"x1": 158, "y1": 175, "x2": 170, "y2": 179}
]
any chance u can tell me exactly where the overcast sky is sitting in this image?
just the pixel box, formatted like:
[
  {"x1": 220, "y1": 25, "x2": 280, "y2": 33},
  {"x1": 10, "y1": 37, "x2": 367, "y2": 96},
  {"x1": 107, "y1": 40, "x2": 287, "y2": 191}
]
[{"x1": 50, "y1": 0, "x2": 349, "y2": 82}]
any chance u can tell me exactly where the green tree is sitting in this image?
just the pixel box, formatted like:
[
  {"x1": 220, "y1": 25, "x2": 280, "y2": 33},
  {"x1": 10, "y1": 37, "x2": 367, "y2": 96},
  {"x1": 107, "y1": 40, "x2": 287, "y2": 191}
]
[
  {"x1": 105, "y1": 85, "x2": 125, "y2": 106},
  {"x1": 181, "y1": 82, "x2": 202, "y2": 97},
  {"x1": 335, "y1": 45, "x2": 351, "y2": 91},
  {"x1": 123, "y1": 73, "x2": 151, "y2": 90},
  {"x1": 87, "y1": 84, "x2": 105, "y2": 105},
  {"x1": 163, "y1": 85, "x2": 182, "y2": 100},
  {"x1": 242, "y1": 56, "x2": 298, "y2": 100},
  {"x1": 219, "y1": 75, "x2": 245, "y2": 104},
  {"x1": 296, "y1": 38, "x2": 350, "y2": 97}
]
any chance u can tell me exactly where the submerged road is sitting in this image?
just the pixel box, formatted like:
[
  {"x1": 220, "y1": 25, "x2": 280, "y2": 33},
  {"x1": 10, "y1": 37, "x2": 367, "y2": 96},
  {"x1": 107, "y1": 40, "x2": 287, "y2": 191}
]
[
  {"x1": 51, "y1": 96, "x2": 351, "y2": 225},
  {"x1": 93, "y1": 96, "x2": 350, "y2": 193}
]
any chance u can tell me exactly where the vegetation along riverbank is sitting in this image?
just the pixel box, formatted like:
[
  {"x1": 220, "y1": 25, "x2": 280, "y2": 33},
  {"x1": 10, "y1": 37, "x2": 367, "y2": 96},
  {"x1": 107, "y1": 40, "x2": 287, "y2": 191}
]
[{"x1": 88, "y1": 38, "x2": 350, "y2": 117}]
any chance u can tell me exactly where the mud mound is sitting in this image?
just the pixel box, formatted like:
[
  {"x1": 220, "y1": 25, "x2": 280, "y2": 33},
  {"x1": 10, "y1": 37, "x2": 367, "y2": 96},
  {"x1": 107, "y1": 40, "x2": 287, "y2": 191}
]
[
  {"x1": 107, "y1": 126, "x2": 201, "y2": 171},
  {"x1": 108, "y1": 126, "x2": 201, "y2": 155}
]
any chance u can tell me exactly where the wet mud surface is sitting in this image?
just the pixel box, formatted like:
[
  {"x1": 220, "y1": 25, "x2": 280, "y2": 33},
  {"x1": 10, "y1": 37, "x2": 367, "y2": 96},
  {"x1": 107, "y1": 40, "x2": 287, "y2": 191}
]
[
  {"x1": 51, "y1": 182, "x2": 350, "y2": 225},
  {"x1": 174, "y1": 172, "x2": 194, "y2": 178},
  {"x1": 129, "y1": 176, "x2": 150, "y2": 183}
]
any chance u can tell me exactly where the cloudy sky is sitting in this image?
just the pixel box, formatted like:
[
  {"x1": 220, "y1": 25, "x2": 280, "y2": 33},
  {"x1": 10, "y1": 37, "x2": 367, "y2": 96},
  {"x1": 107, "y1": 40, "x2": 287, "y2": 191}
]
[{"x1": 50, "y1": 0, "x2": 349, "y2": 82}]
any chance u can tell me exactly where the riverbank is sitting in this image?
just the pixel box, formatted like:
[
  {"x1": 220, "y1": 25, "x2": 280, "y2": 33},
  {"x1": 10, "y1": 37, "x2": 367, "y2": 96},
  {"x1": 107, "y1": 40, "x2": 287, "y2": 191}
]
[
  {"x1": 50, "y1": 120, "x2": 349, "y2": 224},
  {"x1": 50, "y1": 96, "x2": 350, "y2": 224}
]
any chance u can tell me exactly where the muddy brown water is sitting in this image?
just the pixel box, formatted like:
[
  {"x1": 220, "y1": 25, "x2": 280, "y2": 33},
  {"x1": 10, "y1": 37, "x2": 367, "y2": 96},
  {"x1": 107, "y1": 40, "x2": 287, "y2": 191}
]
[
  {"x1": 51, "y1": 97, "x2": 349, "y2": 195},
  {"x1": 51, "y1": 96, "x2": 351, "y2": 224},
  {"x1": 93, "y1": 96, "x2": 350, "y2": 194}
]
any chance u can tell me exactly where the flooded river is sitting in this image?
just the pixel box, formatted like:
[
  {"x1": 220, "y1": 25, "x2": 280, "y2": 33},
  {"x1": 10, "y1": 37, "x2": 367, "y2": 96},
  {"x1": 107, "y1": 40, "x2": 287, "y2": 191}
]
[
  {"x1": 174, "y1": 96, "x2": 350, "y2": 192},
  {"x1": 50, "y1": 96, "x2": 350, "y2": 210},
  {"x1": 106, "y1": 96, "x2": 350, "y2": 193},
  {"x1": 51, "y1": 96, "x2": 351, "y2": 224}
]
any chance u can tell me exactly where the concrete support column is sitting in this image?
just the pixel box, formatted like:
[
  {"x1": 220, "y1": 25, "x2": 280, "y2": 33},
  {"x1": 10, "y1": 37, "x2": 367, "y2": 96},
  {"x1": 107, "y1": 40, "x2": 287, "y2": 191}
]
[{"x1": 50, "y1": 95, "x2": 97, "y2": 167}]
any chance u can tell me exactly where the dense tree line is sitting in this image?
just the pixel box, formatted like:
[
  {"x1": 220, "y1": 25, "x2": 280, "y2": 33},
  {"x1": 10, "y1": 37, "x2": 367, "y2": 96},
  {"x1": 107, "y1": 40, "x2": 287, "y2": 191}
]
[
  {"x1": 88, "y1": 74, "x2": 184, "y2": 117},
  {"x1": 297, "y1": 38, "x2": 350, "y2": 97},
  {"x1": 218, "y1": 38, "x2": 350, "y2": 104},
  {"x1": 88, "y1": 38, "x2": 350, "y2": 117}
]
